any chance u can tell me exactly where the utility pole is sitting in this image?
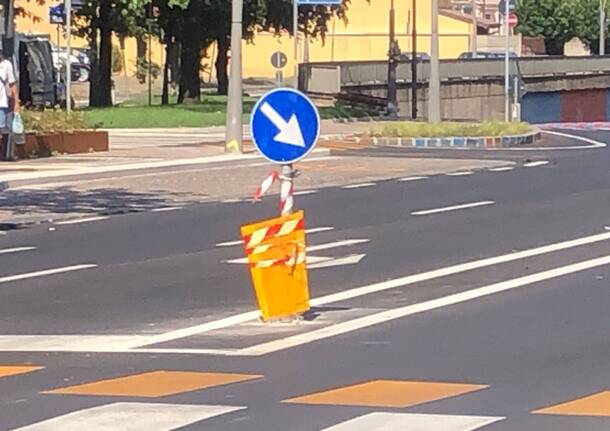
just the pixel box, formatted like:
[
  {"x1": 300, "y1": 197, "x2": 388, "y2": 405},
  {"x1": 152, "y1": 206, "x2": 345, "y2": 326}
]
[
  {"x1": 293, "y1": 0, "x2": 299, "y2": 88},
  {"x1": 387, "y1": 0, "x2": 398, "y2": 117},
  {"x1": 65, "y1": 0, "x2": 72, "y2": 113},
  {"x1": 225, "y1": 0, "x2": 243, "y2": 153},
  {"x1": 471, "y1": 0, "x2": 477, "y2": 53},
  {"x1": 411, "y1": 0, "x2": 417, "y2": 119},
  {"x1": 601, "y1": 0, "x2": 606, "y2": 55},
  {"x1": 428, "y1": 0, "x2": 440, "y2": 122},
  {"x1": 504, "y1": 0, "x2": 510, "y2": 121}
]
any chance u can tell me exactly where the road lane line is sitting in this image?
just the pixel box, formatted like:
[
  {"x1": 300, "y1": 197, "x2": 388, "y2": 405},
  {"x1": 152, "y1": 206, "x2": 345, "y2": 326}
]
[
  {"x1": 150, "y1": 207, "x2": 183, "y2": 212},
  {"x1": 524, "y1": 160, "x2": 549, "y2": 168},
  {"x1": 294, "y1": 190, "x2": 319, "y2": 196},
  {"x1": 488, "y1": 166, "x2": 514, "y2": 172},
  {"x1": 0, "y1": 246, "x2": 36, "y2": 255},
  {"x1": 342, "y1": 183, "x2": 376, "y2": 189},
  {"x1": 215, "y1": 226, "x2": 334, "y2": 247},
  {"x1": 446, "y1": 171, "x2": 473, "y2": 176},
  {"x1": 307, "y1": 239, "x2": 370, "y2": 252},
  {"x1": 398, "y1": 176, "x2": 429, "y2": 182},
  {"x1": 55, "y1": 216, "x2": 109, "y2": 225},
  {"x1": 321, "y1": 413, "x2": 504, "y2": 431},
  {"x1": 240, "y1": 254, "x2": 610, "y2": 355},
  {"x1": 411, "y1": 201, "x2": 495, "y2": 216},
  {"x1": 136, "y1": 230, "x2": 610, "y2": 348},
  {"x1": 12, "y1": 403, "x2": 245, "y2": 431},
  {"x1": 0, "y1": 264, "x2": 97, "y2": 284}
]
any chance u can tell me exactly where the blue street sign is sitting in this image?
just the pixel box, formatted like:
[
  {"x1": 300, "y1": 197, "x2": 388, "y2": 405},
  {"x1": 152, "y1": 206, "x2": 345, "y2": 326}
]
[
  {"x1": 298, "y1": 0, "x2": 342, "y2": 4},
  {"x1": 250, "y1": 88, "x2": 320, "y2": 164},
  {"x1": 49, "y1": 4, "x2": 66, "y2": 24}
]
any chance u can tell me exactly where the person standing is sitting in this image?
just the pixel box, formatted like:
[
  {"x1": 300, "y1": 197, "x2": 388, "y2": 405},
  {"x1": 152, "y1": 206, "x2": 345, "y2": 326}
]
[{"x1": 0, "y1": 47, "x2": 19, "y2": 161}]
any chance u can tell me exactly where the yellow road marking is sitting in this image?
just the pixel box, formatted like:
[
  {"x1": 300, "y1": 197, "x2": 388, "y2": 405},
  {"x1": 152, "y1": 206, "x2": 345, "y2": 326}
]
[
  {"x1": 284, "y1": 380, "x2": 487, "y2": 408},
  {"x1": 534, "y1": 391, "x2": 610, "y2": 417},
  {"x1": 45, "y1": 370, "x2": 262, "y2": 398},
  {"x1": 0, "y1": 365, "x2": 44, "y2": 378}
]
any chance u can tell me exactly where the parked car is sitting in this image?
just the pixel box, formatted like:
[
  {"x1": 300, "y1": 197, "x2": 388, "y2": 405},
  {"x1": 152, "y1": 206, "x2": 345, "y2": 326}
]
[
  {"x1": 51, "y1": 44, "x2": 90, "y2": 82},
  {"x1": 458, "y1": 51, "x2": 518, "y2": 60}
]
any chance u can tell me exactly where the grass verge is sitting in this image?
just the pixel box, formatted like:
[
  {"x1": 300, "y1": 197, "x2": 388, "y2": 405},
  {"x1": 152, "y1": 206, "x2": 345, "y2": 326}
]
[
  {"x1": 373, "y1": 121, "x2": 533, "y2": 138},
  {"x1": 81, "y1": 93, "x2": 380, "y2": 129}
]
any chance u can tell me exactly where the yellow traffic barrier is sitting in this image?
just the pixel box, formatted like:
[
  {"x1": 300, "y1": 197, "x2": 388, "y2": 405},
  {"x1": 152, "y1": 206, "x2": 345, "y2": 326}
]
[{"x1": 240, "y1": 210, "x2": 310, "y2": 321}]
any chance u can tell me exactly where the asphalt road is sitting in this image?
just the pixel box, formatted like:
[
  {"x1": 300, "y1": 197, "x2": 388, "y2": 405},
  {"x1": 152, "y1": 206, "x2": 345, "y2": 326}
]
[{"x1": 1, "y1": 130, "x2": 610, "y2": 430}]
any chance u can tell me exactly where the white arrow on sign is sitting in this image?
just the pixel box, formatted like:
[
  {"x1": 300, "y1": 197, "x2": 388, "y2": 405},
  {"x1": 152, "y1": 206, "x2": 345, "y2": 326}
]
[{"x1": 260, "y1": 102, "x2": 305, "y2": 147}]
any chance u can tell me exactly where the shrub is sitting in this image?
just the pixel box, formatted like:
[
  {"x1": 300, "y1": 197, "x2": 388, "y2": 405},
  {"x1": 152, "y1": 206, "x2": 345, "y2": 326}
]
[
  {"x1": 21, "y1": 109, "x2": 90, "y2": 134},
  {"x1": 112, "y1": 45, "x2": 123, "y2": 73}
]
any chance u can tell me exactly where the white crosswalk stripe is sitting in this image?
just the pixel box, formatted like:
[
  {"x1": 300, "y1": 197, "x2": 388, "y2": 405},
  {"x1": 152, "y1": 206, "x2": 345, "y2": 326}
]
[
  {"x1": 321, "y1": 412, "x2": 505, "y2": 431},
  {"x1": 12, "y1": 402, "x2": 245, "y2": 431}
]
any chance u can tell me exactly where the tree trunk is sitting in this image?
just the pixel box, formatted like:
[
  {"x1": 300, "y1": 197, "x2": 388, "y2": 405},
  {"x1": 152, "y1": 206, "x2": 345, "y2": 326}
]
[
  {"x1": 88, "y1": 23, "x2": 100, "y2": 107},
  {"x1": 162, "y1": 40, "x2": 171, "y2": 105},
  {"x1": 90, "y1": 0, "x2": 113, "y2": 107},
  {"x1": 136, "y1": 35, "x2": 147, "y2": 61},
  {"x1": 215, "y1": 35, "x2": 229, "y2": 95},
  {"x1": 178, "y1": 38, "x2": 201, "y2": 104}
]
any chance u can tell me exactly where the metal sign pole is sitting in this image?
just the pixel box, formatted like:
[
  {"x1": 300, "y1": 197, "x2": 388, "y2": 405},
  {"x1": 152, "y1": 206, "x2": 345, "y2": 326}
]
[
  {"x1": 601, "y1": 0, "x2": 606, "y2": 55},
  {"x1": 225, "y1": 0, "x2": 243, "y2": 152},
  {"x1": 293, "y1": 0, "x2": 299, "y2": 89},
  {"x1": 280, "y1": 164, "x2": 295, "y2": 215},
  {"x1": 504, "y1": 0, "x2": 510, "y2": 122},
  {"x1": 65, "y1": 0, "x2": 71, "y2": 113}
]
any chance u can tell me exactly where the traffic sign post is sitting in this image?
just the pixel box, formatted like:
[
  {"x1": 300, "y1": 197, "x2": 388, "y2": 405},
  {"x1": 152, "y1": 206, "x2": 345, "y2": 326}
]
[
  {"x1": 251, "y1": 87, "x2": 320, "y2": 214},
  {"x1": 270, "y1": 51, "x2": 287, "y2": 88}
]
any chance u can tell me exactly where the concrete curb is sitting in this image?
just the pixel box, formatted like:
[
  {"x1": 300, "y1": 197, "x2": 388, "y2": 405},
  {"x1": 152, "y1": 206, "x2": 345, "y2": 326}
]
[{"x1": 370, "y1": 129, "x2": 542, "y2": 149}]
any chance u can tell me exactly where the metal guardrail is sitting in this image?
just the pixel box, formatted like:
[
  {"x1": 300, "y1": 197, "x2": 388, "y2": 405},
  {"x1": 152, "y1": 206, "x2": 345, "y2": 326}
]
[{"x1": 301, "y1": 56, "x2": 610, "y2": 93}]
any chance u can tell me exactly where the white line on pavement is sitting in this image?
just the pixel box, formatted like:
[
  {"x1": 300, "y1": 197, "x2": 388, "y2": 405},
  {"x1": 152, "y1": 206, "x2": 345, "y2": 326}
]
[
  {"x1": 411, "y1": 201, "x2": 495, "y2": 216},
  {"x1": 321, "y1": 412, "x2": 505, "y2": 431},
  {"x1": 215, "y1": 226, "x2": 334, "y2": 247},
  {"x1": 446, "y1": 171, "x2": 474, "y2": 176},
  {"x1": 150, "y1": 207, "x2": 183, "y2": 212},
  {"x1": 293, "y1": 190, "x2": 319, "y2": 196},
  {"x1": 398, "y1": 176, "x2": 429, "y2": 182},
  {"x1": 341, "y1": 183, "x2": 376, "y2": 189},
  {"x1": 0, "y1": 246, "x2": 36, "y2": 255},
  {"x1": 239, "y1": 253, "x2": 610, "y2": 356},
  {"x1": 133, "y1": 230, "x2": 610, "y2": 350},
  {"x1": 307, "y1": 239, "x2": 370, "y2": 252},
  {"x1": 523, "y1": 160, "x2": 549, "y2": 168},
  {"x1": 488, "y1": 166, "x2": 515, "y2": 172},
  {"x1": 12, "y1": 403, "x2": 245, "y2": 431},
  {"x1": 55, "y1": 216, "x2": 109, "y2": 225},
  {"x1": 0, "y1": 264, "x2": 97, "y2": 284}
]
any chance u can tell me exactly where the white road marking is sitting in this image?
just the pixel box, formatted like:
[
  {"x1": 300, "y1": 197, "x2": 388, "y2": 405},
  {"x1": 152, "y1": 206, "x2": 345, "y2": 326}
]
[
  {"x1": 0, "y1": 246, "x2": 36, "y2": 255},
  {"x1": 150, "y1": 206, "x2": 183, "y2": 212},
  {"x1": 411, "y1": 201, "x2": 495, "y2": 216},
  {"x1": 398, "y1": 176, "x2": 429, "y2": 182},
  {"x1": 308, "y1": 254, "x2": 367, "y2": 269},
  {"x1": 446, "y1": 171, "x2": 473, "y2": 176},
  {"x1": 307, "y1": 239, "x2": 369, "y2": 252},
  {"x1": 523, "y1": 160, "x2": 549, "y2": 167},
  {"x1": 221, "y1": 198, "x2": 242, "y2": 203},
  {"x1": 293, "y1": 190, "x2": 319, "y2": 196},
  {"x1": 240, "y1": 253, "x2": 610, "y2": 355},
  {"x1": 215, "y1": 226, "x2": 334, "y2": 247},
  {"x1": 55, "y1": 216, "x2": 109, "y2": 225},
  {"x1": 488, "y1": 166, "x2": 514, "y2": 172},
  {"x1": 321, "y1": 412, "x2": 505, "y2": 431},
  {"x1": 0, "y1": 264, "x2": 97, "y2": 284},
  {"x1": 0, "y1": 335, "x2": 152, "y2": 352},
  {"x1": 12, "y1": 403, "x2": 245, "y2": 431},
  {"x1": 341, "y1": 183, "x2": 376, "y2": 189},
  {"x1": 5, "y1": 230, "x2": 610, "y2": 354}
]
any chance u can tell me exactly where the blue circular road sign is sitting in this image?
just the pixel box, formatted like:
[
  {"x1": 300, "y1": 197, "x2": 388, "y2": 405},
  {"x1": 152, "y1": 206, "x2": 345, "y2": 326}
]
[{"x1": 250, "y1": 88, "x2": 320, "y2": 164}]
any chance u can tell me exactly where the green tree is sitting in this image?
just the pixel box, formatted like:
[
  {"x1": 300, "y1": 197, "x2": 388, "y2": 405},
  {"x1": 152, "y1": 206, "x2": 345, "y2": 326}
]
[
  {"x1": 572, "y1": 0, "x2": 610, "y2": 53},
  {"x1": 516, "y1": 0, "x2": 579, "y2": 54}
]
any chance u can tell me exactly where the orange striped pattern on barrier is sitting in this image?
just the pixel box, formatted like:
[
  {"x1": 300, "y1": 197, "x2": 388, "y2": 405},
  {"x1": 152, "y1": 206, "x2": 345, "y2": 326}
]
[{"x1": 240, "y1": 210, "x2": 310, "y2": 321}]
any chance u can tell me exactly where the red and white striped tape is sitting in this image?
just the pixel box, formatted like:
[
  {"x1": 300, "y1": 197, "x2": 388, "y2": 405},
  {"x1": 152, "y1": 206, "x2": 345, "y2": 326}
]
[
  {"x1": 243, "y1": 217, "x2": 304, "y2": 252},
  {"x1": 253, "y1": 170, "x2": 294, "y2": 215}
]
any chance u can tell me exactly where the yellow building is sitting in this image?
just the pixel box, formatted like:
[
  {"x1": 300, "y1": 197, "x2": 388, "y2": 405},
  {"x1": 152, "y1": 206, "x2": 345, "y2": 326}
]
[{"x1": 16, "y1": 0, "x2": 472, "y2": 79}]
